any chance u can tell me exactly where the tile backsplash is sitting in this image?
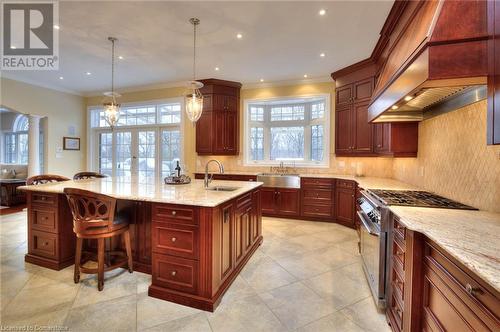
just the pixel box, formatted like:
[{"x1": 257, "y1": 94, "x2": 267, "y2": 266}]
[{"x1": 393, "y1": 100, "x2": 500, "y2": 212}]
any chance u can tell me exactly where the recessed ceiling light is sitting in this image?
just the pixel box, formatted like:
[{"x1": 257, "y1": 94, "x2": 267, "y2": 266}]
[
  {"x1": 53, "y1": 25, "x2": 60, "y2": 30},
  {"x1": 215, "y1": 67, "x2": 220, "y2": 71},
  {"x1": 236, "y1": 33, "x2": 243, "y2": 39},
  {"x1": 391, "y1": 105, "x2": 399, "y2": 110},
  {"x1": 10, "y1": 46, "x2": 16, "y2": 49},
  {"x1": 404, "y1": 95, "x2": 413, "y2": 101},
  {"x1": 86, "y1": 72, "x2": 91, "y2": 76},
  {"x1": 319, "y1": 9, "x2": 326, "y2": 16},
  {"x1": 59, "y1": 76, "x2": 63, "y2": 80},
  {"x1": 118, "y1": 55, "x2": 124, "y2": 60},
  {"x1": 260, "y1": 78, "x2": 264, "y2": 82},
  {"x1": 303, "y1": 74, "x2": 308, "y2": 78},
  {"x1": 320, "y1": 53, "x2": 325, "y2": 57}
]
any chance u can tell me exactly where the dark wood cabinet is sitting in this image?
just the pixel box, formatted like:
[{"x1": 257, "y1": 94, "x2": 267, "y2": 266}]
[
  {"x1": 374, "y1": 122, "x2": 419, "y2": 157},
  {"x1": 334, "y1": 180, "x2": 356, "y2": 228},
  {"x1": 353, "y1": 100, "x2": 374, "y2": 153},
  {"x1": 194, "y1": 173, "x2": 256, "y2": 182},
  {"x1": 300, "y1": 177, "x2": 334, "y2": 221},
  {"x1": 196, "y1": 79, "x2": 241, "y2": 155},
  {"x1": 260, "y1": 187, "x2": 300, "y2": 217},
  {"x1": 335, "y1": 105, "x2": 353, "y2": 154},
  {"x1": 488, "y1": 0, "x2": 500, "y2": 145}
]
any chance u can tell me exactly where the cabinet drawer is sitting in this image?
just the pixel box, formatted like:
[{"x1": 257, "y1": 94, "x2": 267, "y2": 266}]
[
  {"x1": 301, "y1": 178, "x2": 333, "y2": 188},
  {"x1": 30, "y1": 208, "x2": 57, "y2": 233},
  {"x1": 30, "y1": 230, "x2": 58, "y2": 259},
  {"x1": 393, "y1": 217, "x2": 406, "y2": 241},
  {"x1": 392, "y1": 267, "x2": 405, "y2": 301},
  {"x1": 32, "y1": 193, "x2": 57, "y2": 206},
  {"x1": 152, "y1": 254, "x2": 198, "y2": 295},
  {"x1": 425, "y1": 242, "x2": 500, "y2": 324},
  {"x1": 389, "y1": 293, "x2": 404, "y2": 332},
  {"x1": 392, "y1": 238, "x2": 405, "y2": 273},
  {"x1": 336, "y1": 179, "x2": 355, "y2": 190},
  {"x1": 302, "y1": 204, "x2": 333, "y2": 218},
  {"x1": 302, "y1": 188, "x2": 333, "y2": 204},
  {"x1": 152, "y1": 204, "x2": 197, "y2": 225},
  {"x1": 152, "y1": 222, "x2": 199, "y2": 259}
]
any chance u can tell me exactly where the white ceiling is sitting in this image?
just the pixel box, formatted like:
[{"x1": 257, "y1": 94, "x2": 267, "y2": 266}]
[{"x1": 3, "y1": 1, "x2": 394, "y2": 95}]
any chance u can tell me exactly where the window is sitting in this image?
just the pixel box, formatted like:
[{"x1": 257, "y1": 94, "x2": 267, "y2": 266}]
[
  {"x1": 3, "y1": 114, "x2": 29, "y2": 164},
  {"x1": 244, "y1": 95, "x2": 329, "y2": 166},
  {"x1": 89, "y1": 99, "x2": 183, "y2": 178}
]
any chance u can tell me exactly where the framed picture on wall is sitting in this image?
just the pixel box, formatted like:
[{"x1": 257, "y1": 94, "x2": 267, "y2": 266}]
[{"x1": 63, "y1": 137, "x2": 80, "y2": 150}]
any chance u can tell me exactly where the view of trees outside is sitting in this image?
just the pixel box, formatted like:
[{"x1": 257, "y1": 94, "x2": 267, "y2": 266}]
[
  {"x1": 161, "y1": 130, "x2": 181, "y2": 178},
  {"x1": 270, "y1": 126, "x2": 304, "y2": 160}
]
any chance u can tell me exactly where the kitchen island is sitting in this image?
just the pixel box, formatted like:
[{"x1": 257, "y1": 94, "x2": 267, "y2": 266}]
[{"x1": 19, "y1": 177, "x2": 263, "y2": 311}]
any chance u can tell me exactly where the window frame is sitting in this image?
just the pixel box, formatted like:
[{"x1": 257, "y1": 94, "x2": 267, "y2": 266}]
[
  {"x1": 87, "y1": 98, "x2": 184, "y2": 178},
  {"x1": 243, "y1": 94, "x2": 330, "y2": 168}
]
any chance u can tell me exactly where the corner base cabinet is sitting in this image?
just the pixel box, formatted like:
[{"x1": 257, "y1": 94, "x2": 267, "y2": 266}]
[{"x1": 261, "y1": 187, "x2": 300, "y2": 217}]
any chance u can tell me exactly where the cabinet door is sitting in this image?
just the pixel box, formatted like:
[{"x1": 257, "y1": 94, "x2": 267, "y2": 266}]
[
  {"x1": 234, "y1": 204, "x2": 252, "y2": 266},
  {"x1": 224, "y1": 111, "x2": 238, "y2": 154},
  {"x1": 277, "y1": 189, "x2": 300, "y2": 216},
  {"x1": 225, "y1": 96, "x2": 238, "y2": 112},
  {"x1": 335, "y1": 188, "x2": 355, "y2": 227},
  {"x1": 353, "y1": 101, "x2": 373, "y2": 153},
  {"x1": 336, "y1": 84, "x2": 352, "y2": 107},
  {"x1": 213, "y1": 112, "x2": 226, "y2": 154},
  {"x1": 220, "y1": 204, "x2": 233, "y2": 280},
  {"x1": 374, "y1": 123, "x2": 391, "y2": 154},
  {"x1": 353, "y1": 78, "x2": 374, "y2": 103},
  {"x1": 261, "y1": 188, "x2": 277, "y2": 214},
  {"x1": 335, "y1": 105, "x2": 352, "y2": 154},
  {"x1": 251, "y1": 190, "x2": 261, "y2": 244},
  {"x1": 196, "y1": 112, "x2": 213, "y2": 154}
]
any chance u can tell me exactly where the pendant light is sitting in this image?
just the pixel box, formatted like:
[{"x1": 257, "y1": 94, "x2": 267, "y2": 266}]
[
  {"x1": 103, "y1": 37, "x2": 121, "y2": 128},
  {"x1": 185, "y1": 18, "x2": 204, "y2": 122}
]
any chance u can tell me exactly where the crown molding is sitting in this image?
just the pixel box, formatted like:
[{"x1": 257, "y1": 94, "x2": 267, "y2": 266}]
[
  {"x1": 241, "y1": 76, "x2": 333, "y2": 90},
  {"x1": 1, "y1": 72, "x2": 82, "y2": 96}
]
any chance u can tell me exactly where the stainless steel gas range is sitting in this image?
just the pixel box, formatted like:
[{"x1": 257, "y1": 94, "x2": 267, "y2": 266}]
[{"x1": 356, "y1": 189, "x2": 477, "y2": 309}]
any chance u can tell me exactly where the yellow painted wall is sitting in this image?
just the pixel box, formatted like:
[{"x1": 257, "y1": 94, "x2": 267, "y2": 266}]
[{"x1": 0, "y1": 78, "x2": 86, "y2": 177}]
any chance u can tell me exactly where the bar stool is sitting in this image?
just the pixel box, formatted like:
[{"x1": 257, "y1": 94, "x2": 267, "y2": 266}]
[
  {"x1": 73, "y1": 172, "x2": 107, "y2": 180},
  {"x1": 64, "y1": 188, "x2": 133, "y2": 291},
  {"x1": 27, "y1": 174, "x2": 70, "y2": 185}
]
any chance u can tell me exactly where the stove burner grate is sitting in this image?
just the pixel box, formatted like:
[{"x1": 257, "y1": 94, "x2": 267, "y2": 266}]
[{"x1": 368, "y1": 190, "x2": 478, "y2": 210}]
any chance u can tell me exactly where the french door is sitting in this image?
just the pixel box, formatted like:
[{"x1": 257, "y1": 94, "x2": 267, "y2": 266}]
[{"x1": 96, "y1": 127, "x2": 180, "y2": 179}]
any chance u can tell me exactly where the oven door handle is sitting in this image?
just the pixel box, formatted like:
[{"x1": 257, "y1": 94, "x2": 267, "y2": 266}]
[{"x1": 357, "y1": 211, "x2": 380, "y2": 236}]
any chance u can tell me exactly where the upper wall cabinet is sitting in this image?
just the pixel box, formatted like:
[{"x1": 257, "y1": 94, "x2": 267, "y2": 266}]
[
  {"x1": 488, "y1": 0, "x2": 500, "y2": 145},
  {"x1": 196, "y1": 79, "x2": 242, "y2": 155}
]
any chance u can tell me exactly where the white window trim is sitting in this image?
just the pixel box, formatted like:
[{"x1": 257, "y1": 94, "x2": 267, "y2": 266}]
[
  {"x1": 87, "y1": 97, "x2": 185, "y2": 176},
  {"x1": 243, "y1": 93, "x2": 330, "y2": 168}
]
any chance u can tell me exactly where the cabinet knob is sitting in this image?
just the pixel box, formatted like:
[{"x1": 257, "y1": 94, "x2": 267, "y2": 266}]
[
  {"x1": 465, "y1": 283, "x2": 482, "y2": 296},
  {"x1": 41, "y1": 196, "x2": 47, "y2": 200},
  {"x1": 377, "y1": 144, "x2": 381, "y2": 148},
  {"x1": 171, "y1": 211, "x2": 177, "y2": 216},
  {"x1": 171, "y1": 271, "x2": 177, "y2": 277},
  {"x1": 44, "y1": 242, "x2": 49, "y2": 246},
  {"x1": 171, "y1": 237, "x2": 177, "y2": 242}
]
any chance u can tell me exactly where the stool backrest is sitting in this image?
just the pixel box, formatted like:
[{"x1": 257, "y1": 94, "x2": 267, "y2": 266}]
[
  {"x1": 73, "y1": 172, "x2": 107, "y2": 180},
  {"x1": 27, "y1": 174, "x2": 70, "y2": 185},
  {"x1": 64, "y1": 188, "x2": 116, "y2": 234}
]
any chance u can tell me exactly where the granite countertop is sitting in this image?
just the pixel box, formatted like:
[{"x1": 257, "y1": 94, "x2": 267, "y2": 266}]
[
  {"x1": 388, "y1": 206, "x2": 500, "y2": 293},
  {"x1": 19, "y1": 177, "x2": 263, "y2": 207}
]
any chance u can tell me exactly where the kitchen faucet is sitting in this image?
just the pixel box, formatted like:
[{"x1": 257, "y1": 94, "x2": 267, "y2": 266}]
[{"x1": 204, "y1": 159, "x2": 224, "y2": 188}]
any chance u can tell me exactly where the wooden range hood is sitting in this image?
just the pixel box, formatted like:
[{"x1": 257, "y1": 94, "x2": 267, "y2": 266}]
[{"x1": 368, "y1": 0, "x2": 489, "y2": 123}]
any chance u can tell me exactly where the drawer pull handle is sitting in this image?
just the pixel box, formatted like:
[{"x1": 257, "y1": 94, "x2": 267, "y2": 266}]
[
  {"x1": 171, "y1": 237, "x2": 177, "y2": 242},
  {"x1": 44, "y1": 242, "x2": 49, "y2": 246},
  {"x1": 171, "y1": 271, "x2": 177, "y2": 277},
  {"x1": 396, "y1": 250, "x2": 404, "y2": 256},
  {"x1": 466, "y1": 283, "x2": 482, "y2": 296},
  {"x1": 41, "y1": 196, "x2": 47, "y2": 200},
  {"x1": 171, "y1": 211, "x2": 177, "y2": 216}
]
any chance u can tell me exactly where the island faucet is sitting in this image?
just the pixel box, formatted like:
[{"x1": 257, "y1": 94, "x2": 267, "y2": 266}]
[{"x1": 204, "y1": 159, "x2": 224, "y2": 188}]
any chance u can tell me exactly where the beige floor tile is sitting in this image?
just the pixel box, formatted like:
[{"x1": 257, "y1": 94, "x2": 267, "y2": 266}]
[
  {"x1": 0, "y1": 269, "x2": 33, "y2": 295},
  {"x1": 288, "y1": 234, "x2": 332, "y2": 252},
  {"x1": 296, "y1": 311, "x2": 366, "y2": 332},
  {"x1": 303, "y1": 263, "x2": 371, "y2": 309},
  {"x1": 240, "y1": 256, "x2": 297, "y2": 292},
  {"x1": 340, "y1": 296, "x2": 391, "y2": 332},
  {"x1": 65, "y1": 294, "x2": 137, "y2": 332},
  {"x1": 305, "y1": 245, "x2": 360, "y2": 270},
  {"x1": 311, "y1": 228, "x2": 358, "y2": 245},
  {"x1": 259, "y1": 281, "x2": 336, "y2": 329},
  {"x1": 136, "y1": 271, "x2": 152, "y2": 294},
  {"x1": 273, "y1": 252, "x2": 332, "y2": 280},
  {"x1": 142, "y1": 312, "x2": 212, "y2": 332},
  {"x1": 137, "y1": 292, "x2": 201, "y2": 330},
  {"x1": 205, "y1": 295, "x2": 287, "y2": 332},
  {"x1": 72, "y1": 268, "x2": 137, "y2": 308},
  {"x1": 219, "y1": 275, "x2": 257, "y2": 305},
  {"x1": 2, "y1": 282, "x2": 79, "y2": 322},
  {"x1": 24, "y1": 265, "x2": 77, "y2": 289},
  {"x1": 1, "y1": 307, "x2": 70, "y2": 327}
]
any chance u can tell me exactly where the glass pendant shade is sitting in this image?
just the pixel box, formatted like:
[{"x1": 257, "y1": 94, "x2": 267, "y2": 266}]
[
  {"x1": 103, "y1": 91, "x2": 121, "y2": 127},
  {"x1": 185, "y1": 81, "x2": 204, "y2": 122}
]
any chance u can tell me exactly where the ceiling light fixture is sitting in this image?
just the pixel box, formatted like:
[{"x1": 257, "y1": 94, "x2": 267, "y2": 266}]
[
  {"x1": 102, "y1": 37, "x2": 121, "y2": 128},
  {"x1": 391, "y1": 105, "x2": 399, "y2": 110},
  {"x1": 215, "y1": 67, "x2": 220, "y2": 71},
  {"x1": 86, "y1": 72, "x2": 91, "y2": 75},
  {"x1": 319, "y1": 9, "x2": 326, "y2": 16},
  {"x1": 404, "y1": 95, "x2": 413, "y2": 101},
  {"x1": 53, "y1": 25, "x2": 60, "y2": 30},
  {"x1": 118, "y1": 55, "x2": 124, "y2": 60},
  {"x1": 236, "y1": 33, "x2": 243, "y2": 39},
  {"x1": 59, "y1": 76, "x2": 63, "y2": 80},
  {"x1": 10, "y1": 46, "x2": 16, "y2": 49},
  {"x1": 185, "y1": 18, "x2": 204, "y2": 123},
  {"x1": 303, "y1": 74, "x2": 308, "y2": 78},
  {"x1": 260, "y1": 79, "x2": 264, "y2": 82},
  {"x1": 320, "y1": 53, "x2": 325, "y2": 57}
]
